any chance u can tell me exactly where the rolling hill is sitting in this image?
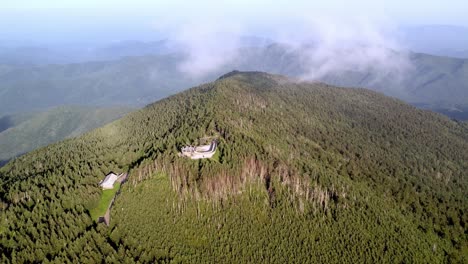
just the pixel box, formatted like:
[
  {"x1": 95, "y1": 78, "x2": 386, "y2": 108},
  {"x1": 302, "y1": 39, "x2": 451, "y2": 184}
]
[
  {"x1": 0, "y1": 71, "x2": 466, "y2": 262},
  {"x1": 0, "y1": 105, "x2": 132, "y2": 166}
]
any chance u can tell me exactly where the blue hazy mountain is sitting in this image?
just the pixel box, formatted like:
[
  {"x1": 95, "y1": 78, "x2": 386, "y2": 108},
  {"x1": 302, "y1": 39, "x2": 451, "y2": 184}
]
[{"x1": 1, "y1": 43, "x2": 467, "y2": 120}]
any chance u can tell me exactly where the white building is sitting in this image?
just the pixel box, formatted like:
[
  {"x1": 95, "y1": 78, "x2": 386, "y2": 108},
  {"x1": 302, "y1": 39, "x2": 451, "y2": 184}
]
[
  {"x1": 99, "y1": 172, "x2": 120, "y2": 190},
  {"x1": 181, "y1": 140, "x2": 217, "y2": 159}
]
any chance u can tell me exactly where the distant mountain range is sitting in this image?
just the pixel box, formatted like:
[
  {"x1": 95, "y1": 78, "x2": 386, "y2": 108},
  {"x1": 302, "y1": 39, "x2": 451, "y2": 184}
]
[
  {"x1": 0, "y1": 54, "x2": 198, "y2": 114},
  {"x1": 1, "y1": 44, "x2": 467, "y2": 120},
  {"x1": 0, "y1": 36, "x2": 273, "y2": 66},
  {"x1": 0, "y1": 40, "x2": 172, "y2": 66}
]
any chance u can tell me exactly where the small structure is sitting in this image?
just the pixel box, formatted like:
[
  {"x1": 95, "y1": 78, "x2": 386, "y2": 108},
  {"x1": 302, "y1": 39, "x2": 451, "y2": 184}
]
[
  {"x1": 181, "y1": 140, "x2": 217, "y2": 159},
  {"x1": 99, "y1": 172, "x2": 122, "y2": 190},
  {"x1": 97, "y1": 172, "x2": 128, "y2": 226}
]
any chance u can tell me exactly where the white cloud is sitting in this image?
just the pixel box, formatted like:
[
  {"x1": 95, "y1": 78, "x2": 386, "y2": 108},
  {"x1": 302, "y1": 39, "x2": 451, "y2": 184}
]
[
  {"x1": 294, "y1": 16, "x2": 412, "y2": 82},
  {"x1": 166, "y1": 19, "x2": 244, "y2": 77},
  {"x1": 155, "y1": 9, "x2": 413, "y2": 86}
]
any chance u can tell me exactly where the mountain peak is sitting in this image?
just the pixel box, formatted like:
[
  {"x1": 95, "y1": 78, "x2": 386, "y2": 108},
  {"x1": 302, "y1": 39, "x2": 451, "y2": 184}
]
[
  {"x1": 217, "y1": 70, "x2": 267, "y2": 80},
  {"x1": 216, "y1": 70, "x2": 294, "y2": 88}
]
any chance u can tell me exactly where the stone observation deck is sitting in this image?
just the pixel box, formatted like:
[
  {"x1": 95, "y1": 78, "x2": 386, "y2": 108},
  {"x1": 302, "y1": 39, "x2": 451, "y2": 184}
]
[{"x1": 181, "y1": 140, "x2": 217, "y2": 159}]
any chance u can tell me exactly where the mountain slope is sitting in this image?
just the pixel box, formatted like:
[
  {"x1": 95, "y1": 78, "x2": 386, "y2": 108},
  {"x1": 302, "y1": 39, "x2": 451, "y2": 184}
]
[
  {"x1": 0, "y1": 105, "x2": 132, "y2": 165},
  {"x1": 0, "y1": 72, "x2": 466, "y2": 262}
]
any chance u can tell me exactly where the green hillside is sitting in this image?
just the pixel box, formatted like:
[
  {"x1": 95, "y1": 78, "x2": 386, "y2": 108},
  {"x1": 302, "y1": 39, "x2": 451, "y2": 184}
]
[
  {"x1": 0, "y1": 105, "x2": 132, "y2": 165},
  {"x1": 0, "y1": 72, "x2": 466, "y2": 262}
]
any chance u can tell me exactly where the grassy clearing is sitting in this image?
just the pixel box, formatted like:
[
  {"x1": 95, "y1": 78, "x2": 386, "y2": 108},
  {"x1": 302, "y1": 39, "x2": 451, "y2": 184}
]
[{"x1": 90, "y1": 182, "x2": 121, "y2": 220}]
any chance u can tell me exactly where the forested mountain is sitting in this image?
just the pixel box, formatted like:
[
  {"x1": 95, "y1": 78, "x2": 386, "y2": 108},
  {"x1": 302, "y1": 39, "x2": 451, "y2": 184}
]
[
  {"x1": 0, "y1": 105, "x2": 131, "y2": 166},
  {"x1": 1, "y1": 44, "x2": 467, "y2": 120},
  {"x1": 0, "y1": 71, "x2": 466, "y2": 262}
]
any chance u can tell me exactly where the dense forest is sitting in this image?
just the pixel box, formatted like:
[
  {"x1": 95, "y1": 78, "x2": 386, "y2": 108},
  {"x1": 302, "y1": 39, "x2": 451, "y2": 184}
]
[{"x1": 0, "y1": 71, "x2": 467, "y2": 262}]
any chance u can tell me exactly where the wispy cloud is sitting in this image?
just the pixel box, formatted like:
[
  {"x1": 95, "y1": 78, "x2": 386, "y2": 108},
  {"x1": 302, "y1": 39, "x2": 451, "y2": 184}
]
[
  {"x1": 151, "y1": 2, "x2": 413, "y2": 89},
  {"x1": 292, "y1": 16, "x2": 413, "y2": 83},
  {"x1": 167, "y1": 20, "x2": 244, "y2": 77}
]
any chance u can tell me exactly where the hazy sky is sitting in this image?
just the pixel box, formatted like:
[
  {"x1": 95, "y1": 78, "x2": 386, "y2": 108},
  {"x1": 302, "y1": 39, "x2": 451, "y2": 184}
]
[
  {"x1": 1, "y1": 0, "x2": 467, "y2": 44},
  {"x1": 0, "y1": 0, "x2": 465, "y2": 91}
]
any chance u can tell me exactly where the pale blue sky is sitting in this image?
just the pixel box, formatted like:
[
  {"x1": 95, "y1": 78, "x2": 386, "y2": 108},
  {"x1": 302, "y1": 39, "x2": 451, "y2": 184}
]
[{"x1": 1, "y1": 0, "x2": 467, "y2": 44}]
